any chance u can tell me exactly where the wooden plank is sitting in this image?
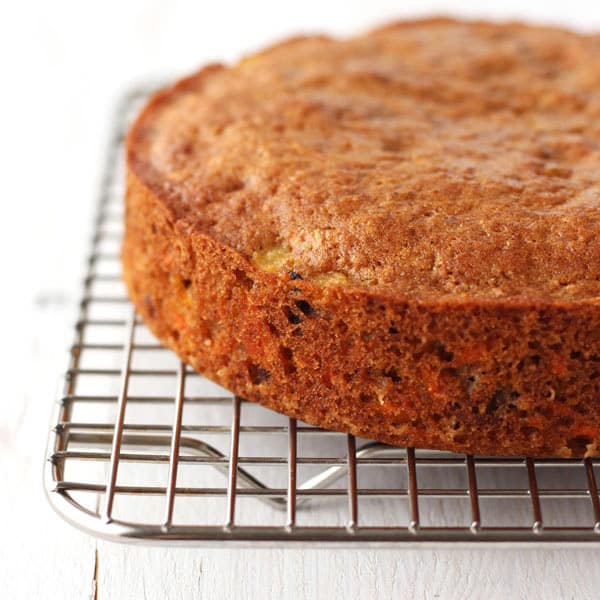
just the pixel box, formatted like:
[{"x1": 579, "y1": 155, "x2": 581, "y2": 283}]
[{"x1": 95, "y1": 547, "x2": 600, "y2": 599}]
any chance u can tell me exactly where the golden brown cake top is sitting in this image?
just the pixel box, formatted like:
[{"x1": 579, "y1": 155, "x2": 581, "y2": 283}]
[{"x1": 128, "y1": 18, "x2": 600, "y2": 301}]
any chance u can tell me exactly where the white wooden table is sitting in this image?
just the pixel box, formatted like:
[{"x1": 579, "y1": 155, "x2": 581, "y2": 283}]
[{"x1": 3, "y1": 2, "x2": 600, "y2": 597}]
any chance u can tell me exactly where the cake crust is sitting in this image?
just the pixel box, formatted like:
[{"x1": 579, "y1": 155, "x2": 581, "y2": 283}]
[{"x1": 123, "y1": 18, "x2": 600, "y2": 457}]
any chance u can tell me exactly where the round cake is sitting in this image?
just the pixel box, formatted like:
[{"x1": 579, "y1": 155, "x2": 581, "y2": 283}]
[{"x1": 123, "y1": 18, "x2": 600, "y2": 457}]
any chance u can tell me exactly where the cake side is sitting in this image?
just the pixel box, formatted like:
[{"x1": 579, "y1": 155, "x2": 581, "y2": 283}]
[{"x1": 123, "y1": 166, "x2": 600, "y2": 457}]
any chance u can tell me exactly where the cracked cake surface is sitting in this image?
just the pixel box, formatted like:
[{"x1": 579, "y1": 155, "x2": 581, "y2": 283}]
[
  {"x1": 124, "y1": 18, "x2": 600, "y2": 457},
  {"x1": 128, "y1": 18, "x2": 600, "y2": 299}
]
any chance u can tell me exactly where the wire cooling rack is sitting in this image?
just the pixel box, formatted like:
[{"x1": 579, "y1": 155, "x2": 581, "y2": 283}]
[{"x1": 45, "y1": 87, "x2": 600, "y2": 546}]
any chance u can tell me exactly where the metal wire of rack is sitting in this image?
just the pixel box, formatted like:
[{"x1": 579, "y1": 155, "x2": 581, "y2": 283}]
[{"x1": 45, "y1": 87, "x2": 600, "y2": 546}]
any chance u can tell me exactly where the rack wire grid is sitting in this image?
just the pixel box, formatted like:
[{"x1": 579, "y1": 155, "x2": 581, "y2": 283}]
[{"x1": 45, "y1": 86, "x2": 600, "y2": 546}]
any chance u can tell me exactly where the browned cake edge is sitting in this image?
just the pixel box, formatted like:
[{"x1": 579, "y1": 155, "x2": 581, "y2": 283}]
[{"x1": 123, "y1": 27, "x2": 600, "y2": 458}]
